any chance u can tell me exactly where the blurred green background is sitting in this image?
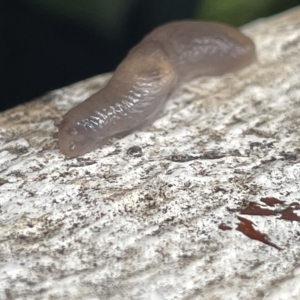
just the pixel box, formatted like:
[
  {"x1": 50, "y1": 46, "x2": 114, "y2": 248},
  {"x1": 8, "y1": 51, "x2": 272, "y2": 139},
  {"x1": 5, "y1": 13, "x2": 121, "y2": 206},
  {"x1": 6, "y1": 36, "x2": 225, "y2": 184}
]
[{"x1": 1, "y1": 0, "x2": 299, "y2": 111}]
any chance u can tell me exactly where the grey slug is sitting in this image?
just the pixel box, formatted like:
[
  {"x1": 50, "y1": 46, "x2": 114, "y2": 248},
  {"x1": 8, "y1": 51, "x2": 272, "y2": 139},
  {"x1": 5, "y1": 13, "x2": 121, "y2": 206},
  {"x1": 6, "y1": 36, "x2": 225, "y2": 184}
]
[{"x1": 55, "y1": 20, "x2": 256, "y2": 157}]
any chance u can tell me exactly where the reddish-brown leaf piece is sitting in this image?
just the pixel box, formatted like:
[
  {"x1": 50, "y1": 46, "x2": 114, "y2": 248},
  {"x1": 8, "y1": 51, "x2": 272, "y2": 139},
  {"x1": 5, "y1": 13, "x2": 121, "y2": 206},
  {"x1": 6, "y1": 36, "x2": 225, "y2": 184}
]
[
  {"x1": 219, "y1": 223, "x2": 232, "y2": 231},
  {"x1": 279, "y1": 207, "x2": 300, "y2": 222},
  {"x1": 288, "y1": 202, "x2": 300, "y2": 209},
  {"x1": 236, "y1": 216, "x2": 282, "y2": 250},
  {"x1": 260, "y1": 197, "x2": 285, "y2": 207},
  {"x1": 240, "y1": 201, "x2": 278, "y2": 216}
]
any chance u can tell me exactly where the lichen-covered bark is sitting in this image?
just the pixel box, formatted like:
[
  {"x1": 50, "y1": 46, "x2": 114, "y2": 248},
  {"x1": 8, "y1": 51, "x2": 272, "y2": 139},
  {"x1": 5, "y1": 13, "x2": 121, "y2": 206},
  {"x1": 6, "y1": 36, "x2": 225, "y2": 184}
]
[{"x1": 1, "y1": 7, "x2": 300, "y2": 300}]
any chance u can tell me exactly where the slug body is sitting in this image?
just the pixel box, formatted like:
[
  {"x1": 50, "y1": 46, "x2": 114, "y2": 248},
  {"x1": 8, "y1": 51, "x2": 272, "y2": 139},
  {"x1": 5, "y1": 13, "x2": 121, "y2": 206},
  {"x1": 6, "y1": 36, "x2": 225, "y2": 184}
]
[{"x1": 57, "y1": 21, "x2": 256, "y2": 157}]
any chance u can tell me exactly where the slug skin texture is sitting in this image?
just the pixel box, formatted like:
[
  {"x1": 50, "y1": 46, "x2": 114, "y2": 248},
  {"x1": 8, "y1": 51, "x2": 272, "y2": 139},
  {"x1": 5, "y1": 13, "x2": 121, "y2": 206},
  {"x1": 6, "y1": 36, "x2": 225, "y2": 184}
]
[{"x1": 56, "y1": 21, "x2": 256, "y2": 157}]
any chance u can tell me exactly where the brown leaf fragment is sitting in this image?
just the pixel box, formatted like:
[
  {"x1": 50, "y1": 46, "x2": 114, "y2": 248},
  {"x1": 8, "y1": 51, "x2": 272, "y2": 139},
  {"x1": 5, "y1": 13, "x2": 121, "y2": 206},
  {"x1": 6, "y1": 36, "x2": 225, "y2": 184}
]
[
  {"x1": 236, "y1": 216, "x2": 282, "y2": 250},
  {"x1": 240, "y1": 202, "x2": 278, "y2": 216},
  {"x1": 288, "y1": 202, "x2": 300, "y2": 209},
  {"x1": 279, "y1": 207, "x2": 300, "y2": 222},
  {"x1": 260, "y1": 197, "x2": 285, "y2": 206},
  {"x1": 219, "y1": 223, "x2": 232, "y2": 231}
]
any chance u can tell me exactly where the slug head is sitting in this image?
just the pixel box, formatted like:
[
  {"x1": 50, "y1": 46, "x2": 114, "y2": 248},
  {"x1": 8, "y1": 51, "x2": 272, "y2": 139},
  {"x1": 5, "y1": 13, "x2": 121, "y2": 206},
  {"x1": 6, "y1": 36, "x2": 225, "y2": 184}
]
[{"x1": 57, "y1": 119, "x2": 102, "y2": 157}]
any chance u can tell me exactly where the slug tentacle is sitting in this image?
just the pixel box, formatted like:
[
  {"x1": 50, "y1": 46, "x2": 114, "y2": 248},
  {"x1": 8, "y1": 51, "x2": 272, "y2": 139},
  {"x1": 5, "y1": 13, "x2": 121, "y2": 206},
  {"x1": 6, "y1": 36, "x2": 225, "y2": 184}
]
[{"x1": 57, "y1": 20, "x2": 256, "y2": 157}]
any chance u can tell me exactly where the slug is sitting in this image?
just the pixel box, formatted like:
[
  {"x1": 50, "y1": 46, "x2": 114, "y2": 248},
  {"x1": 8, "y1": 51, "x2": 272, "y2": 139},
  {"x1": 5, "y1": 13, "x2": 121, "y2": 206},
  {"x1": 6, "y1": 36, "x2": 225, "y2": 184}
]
[{"x1": 55, "y1": 20, "x2": 256, "y2": 157}]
